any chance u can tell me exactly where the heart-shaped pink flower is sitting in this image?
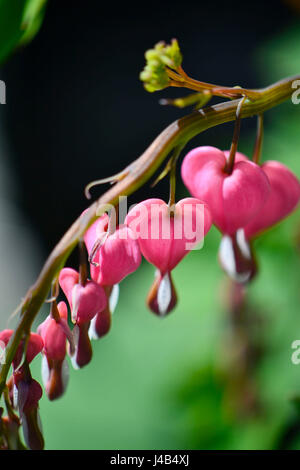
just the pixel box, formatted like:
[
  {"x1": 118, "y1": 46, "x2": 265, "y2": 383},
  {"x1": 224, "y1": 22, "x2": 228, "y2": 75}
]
[
  {"x1": 244, "y1": 161, "x2": 300, "y2": 238},
  {"x1": 37, "y1": 301, "x2": 73, "y2": 400},
  {"x1": 59, "y1": 267, "x2": 107, "y2": 325},
  {"x1": 181, "y1": 146, "x2": 270, "y2": 235},
  {"x1": 84, "y1": 214, "x2": 141, "y2": 286},
  {"x1": 0, "y1": 330, "x2": 43, "y2": 369},
  {"x1": 125, "y1": 197, "x2": 212, "y2": 275},
  {"x1": 38, "y1": 302, "x2": 70, "y2": 362},
  {"x1": 125, "y1": 197, "x2": 212, "y2": 316}
]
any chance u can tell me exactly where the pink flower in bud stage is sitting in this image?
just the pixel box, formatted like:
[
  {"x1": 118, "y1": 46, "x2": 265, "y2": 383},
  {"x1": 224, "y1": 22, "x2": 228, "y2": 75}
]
[
  {"x1": 181, "y1": 146, "x2": 270, "y2": 236},
  {"x1": 0, "y1": 330, "x2": 43, "y2": 370},
  {"x1": 13, "y1": 369, "x2": 44, "y2": 450},
  {"x1": 37, "y1": 301, "x2": 73, "y2": 401},
  {"x1": 125, "y1": 197, "x2": 212, "y2": 315},
  {"x1": 0, "y1": 330, "x2": 44, "y2": 450},
  {"x1": 84, "y1": 214, "x2": 142, "y2": 287},
  {"x1": 59, "y1": 267, "x2": 107, "y2": 368}
]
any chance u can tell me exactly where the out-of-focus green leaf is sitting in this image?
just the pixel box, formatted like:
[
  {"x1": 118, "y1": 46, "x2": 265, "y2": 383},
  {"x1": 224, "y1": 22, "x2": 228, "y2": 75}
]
[
  {"x1": 0, "y1": 0, "x2": 47, "y2": 65},
  {"x1": 19, "y1": 0, "x2": 47, "y2": 47}
]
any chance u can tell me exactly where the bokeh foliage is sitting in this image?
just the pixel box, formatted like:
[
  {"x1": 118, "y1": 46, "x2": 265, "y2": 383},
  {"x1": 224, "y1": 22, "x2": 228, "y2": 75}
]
[{"x1": 0, "y1": 0, "x2": 47, "y2": 64}]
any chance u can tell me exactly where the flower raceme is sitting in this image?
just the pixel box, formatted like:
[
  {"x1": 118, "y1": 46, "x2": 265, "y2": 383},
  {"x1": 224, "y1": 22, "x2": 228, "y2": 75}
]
[
  {"x1": 125, "y1": 197, "x2": 212, "y2": 315},
  {"x1": 181, "y1": 146, "x2": 300, "y2": 282}
]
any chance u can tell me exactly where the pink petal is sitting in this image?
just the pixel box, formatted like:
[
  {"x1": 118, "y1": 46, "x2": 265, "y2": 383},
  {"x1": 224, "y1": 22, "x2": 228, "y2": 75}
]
[
  {"x1": 181, "y1": 146, "x2": 270, "y2": 235},
  {"x1": 84, "y1": 214, "x2": 109, "y2": 255},
  {"x1": 95, "y1": 227, "x2": 141, "y2": 285},
  {"x1": 58, "y1": 268, "x2": 79, "y2": 307},
  {"x1": 72, "y1": 281, "x2": 107, "y2": 324},
  {"x1": 245, "y1": 161, "x2": 300, "y2": 238},
  {"x1": 125, "y1": 197, "x2": 212, "y2": 274}
]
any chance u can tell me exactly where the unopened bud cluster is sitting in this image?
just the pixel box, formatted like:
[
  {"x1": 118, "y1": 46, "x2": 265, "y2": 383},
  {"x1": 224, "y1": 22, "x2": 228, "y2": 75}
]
[{"x1": 140, "y1": 39, "x2": 182, "y2": 92}]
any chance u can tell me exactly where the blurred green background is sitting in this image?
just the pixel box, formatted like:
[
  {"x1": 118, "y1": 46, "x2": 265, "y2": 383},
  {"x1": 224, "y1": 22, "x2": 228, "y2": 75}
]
[{"x1": 1, "y1": 0, "x2": 300, "y2": 450}]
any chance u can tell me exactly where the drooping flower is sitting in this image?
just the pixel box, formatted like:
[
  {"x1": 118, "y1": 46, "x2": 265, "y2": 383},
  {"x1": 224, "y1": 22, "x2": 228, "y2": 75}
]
[
  {"x1": 83, "y1": 213, "x2": 141, "y2": 338},
  {"x1": 181, "y1": 146, "x2": 271, "y2": 282},
  {"x1": 84, "y1": 213, "x2": 142, "y2": 287},
  {"x1": 13, "y1": 368, "x2": 44, "y2": 450},
  {"x1": 59, "y1": 267, "x2": 107, "y2": 325},
  {"x1": 0, "y1": 330, "x2": 43, "y2": 370},
  {"x1": 0, "y1": 330, "x2": 44, "y2": 450},
  {"x1": 59, "y1": 267, "x2": 107, "y2": 368},
  {"x1": 181, "y1": 146, "x2": 270, "y2": 235},
  {"x1": 38, "y1": 301, "x2": 73, "y2": 400},
  {"x1": 125, "y1": 197, "x2": 212, "y2": 315}
]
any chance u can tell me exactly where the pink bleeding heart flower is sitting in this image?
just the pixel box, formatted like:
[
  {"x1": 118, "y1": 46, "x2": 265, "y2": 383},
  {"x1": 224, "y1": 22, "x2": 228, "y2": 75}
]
[
  {"x1": 38, "y1": 301, "x2": 73, "y2": 401},
  {"x1": 84, "y1": 213, "x2": 142, "y2": 287},
  {"x1": 125, "y1": 197, "x2": 212, "y2": 315},
  {"x1": 0, "y1": 330, "x2": 43, "y2": 370},
  {"x1": 181, "y1": 146, "x2": 270, "y2": 235},
  {"x1": 244, "y1": 160, "x2": 300, "y2": 239},
  {"x1": 59, "y1": 267, "x2": 107, "y2": 368},
  {"x1": 13, "y1": 369, "x2": 44, "y2": 450},
  {"x1": 59, "y1": 267, "x2": 107, "y2": 325},
  {"x1": 0, "y1": 330, "x2": 44, "y2": 449}
]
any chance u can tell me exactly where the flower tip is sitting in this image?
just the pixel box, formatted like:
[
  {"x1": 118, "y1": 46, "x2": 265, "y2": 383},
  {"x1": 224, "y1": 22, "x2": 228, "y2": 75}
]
[{"x1": 147, "y1": 271, "x2": 177, "y2": 316}]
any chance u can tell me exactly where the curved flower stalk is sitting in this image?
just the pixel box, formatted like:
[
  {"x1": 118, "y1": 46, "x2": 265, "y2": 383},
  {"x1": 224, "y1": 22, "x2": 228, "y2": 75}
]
[{"x1": 0, "y1": 38, "x2": 299, "y2": 449}]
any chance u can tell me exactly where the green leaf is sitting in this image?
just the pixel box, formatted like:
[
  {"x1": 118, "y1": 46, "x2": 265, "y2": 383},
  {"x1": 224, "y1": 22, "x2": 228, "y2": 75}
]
[
  {"x1": 19, "y1": 0, "x2": 47, "y2": 47},
  {"x1": 0, "y1": 0, "x2": 47, "y2": 65}
]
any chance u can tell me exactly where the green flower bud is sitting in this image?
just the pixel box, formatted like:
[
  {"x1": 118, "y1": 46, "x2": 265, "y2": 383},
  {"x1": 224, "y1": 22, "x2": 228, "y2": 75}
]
[{"x1": 140, "y1": 39, "x2": 183, "y2": 92}]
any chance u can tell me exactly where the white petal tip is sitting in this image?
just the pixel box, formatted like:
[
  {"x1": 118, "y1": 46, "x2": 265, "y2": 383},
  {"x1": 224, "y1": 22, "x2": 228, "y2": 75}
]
[{"x1": 157, "y1": 273, "x2": 172, "y2": 315}]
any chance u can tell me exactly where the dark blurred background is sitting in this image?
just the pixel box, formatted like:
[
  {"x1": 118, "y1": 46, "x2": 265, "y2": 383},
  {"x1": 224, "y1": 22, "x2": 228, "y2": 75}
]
[{"x1": 1, "y1": 0, "x2": 300, "y2": 450}]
